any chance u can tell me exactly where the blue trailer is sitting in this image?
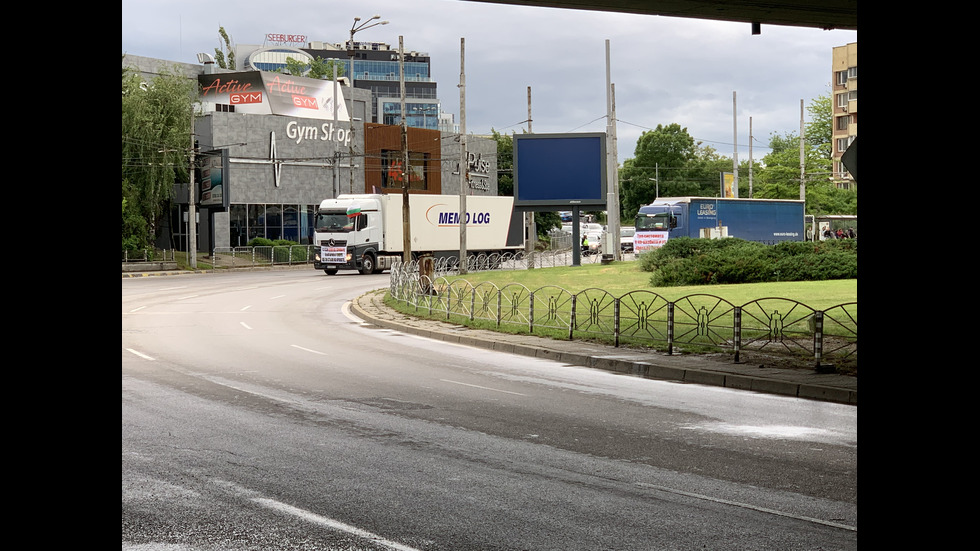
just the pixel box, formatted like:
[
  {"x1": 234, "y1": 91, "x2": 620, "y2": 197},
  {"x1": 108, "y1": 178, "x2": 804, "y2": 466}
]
[{"x1": 633, "y1": 197, "x2": 805, "y2": 253}]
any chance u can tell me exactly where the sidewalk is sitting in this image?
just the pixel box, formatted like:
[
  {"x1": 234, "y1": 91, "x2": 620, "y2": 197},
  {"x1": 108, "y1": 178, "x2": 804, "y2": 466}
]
[{"x1": 350, "y1": 288, "x2": 857, "y2": 406}]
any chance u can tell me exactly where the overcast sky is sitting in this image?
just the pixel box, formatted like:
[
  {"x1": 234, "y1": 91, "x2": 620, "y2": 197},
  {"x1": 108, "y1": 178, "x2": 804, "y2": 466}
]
[{"x1": 121, "y1": 0, "x2": 857, "y2": 164}]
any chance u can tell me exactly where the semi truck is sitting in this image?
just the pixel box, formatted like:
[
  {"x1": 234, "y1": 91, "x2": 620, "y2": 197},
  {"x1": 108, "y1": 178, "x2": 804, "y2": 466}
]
[
  {"x1": 312, "y1": 193, "x2": 524, "y2": 275},
  {"x1": 633, "y1": 197, "x2": 805, "y2": 253}
]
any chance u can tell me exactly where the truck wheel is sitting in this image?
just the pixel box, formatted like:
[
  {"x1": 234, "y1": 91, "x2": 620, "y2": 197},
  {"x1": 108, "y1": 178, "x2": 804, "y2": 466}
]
[
  {"x1": 323, "y1": 268, "x2": 338, "y2": 275},
  {"x1": 359, "y1": 253, "x2": 375, "y2": 275}
]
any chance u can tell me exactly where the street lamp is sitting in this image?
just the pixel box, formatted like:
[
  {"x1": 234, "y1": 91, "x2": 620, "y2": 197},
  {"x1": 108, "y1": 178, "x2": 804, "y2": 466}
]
[
  {"x1": 347, "y1": 15, "x2": 388, "y2": 87},
  {"x1": 346, "y1": 15, "x2": 388, "y2": 192}
]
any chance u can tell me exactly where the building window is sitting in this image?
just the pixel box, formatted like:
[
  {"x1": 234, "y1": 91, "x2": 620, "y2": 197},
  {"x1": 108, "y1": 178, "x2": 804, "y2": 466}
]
[
  {"x1": 381, "y1": 150, "x2": 428, "y2": 190},
  {"x1": 836, "y1": 93, "x2": 848, "y2": 108},
  {"x1": 232, "y1": 203, "x2": 318, "y2": 246},
  {"x1": 230, "y1": 204, "x2": 248, "y2": 247},
  {"x1": 282, "y1": 205, "x2": 299, "y2": 243},
  {"x1": 847, "y1": 66, "x2": 857, "y2": 79},
  {"x1": 837, "y1": 115, "x2": 850, "y2": 130},
  {"x1": 836, "y1": 70, "x2": 848, "y2": 86},
  {"x1": 248, "y1": 204, "x2": 265, "y2": 241}
]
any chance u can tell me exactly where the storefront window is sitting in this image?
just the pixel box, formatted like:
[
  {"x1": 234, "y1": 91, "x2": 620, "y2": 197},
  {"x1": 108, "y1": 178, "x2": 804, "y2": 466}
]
[
  {"x1": 282, "y1": 205, "x2": 299, "y2": 243},
  {"x1": 232, "y1": 203, "x2": 319, "y2": 246},
  {"x1": 301, "y1": 205, "x2": 315, "y2": 244},
  {"x1": 265, "y1": 205, "x2": 282, "y2": 240},
  {"x1": 248, "y1": 204, "x2": 265, "y2": 242},
  {"x1": 229, "y1": 204, "x2": 247, "y2": 247}
]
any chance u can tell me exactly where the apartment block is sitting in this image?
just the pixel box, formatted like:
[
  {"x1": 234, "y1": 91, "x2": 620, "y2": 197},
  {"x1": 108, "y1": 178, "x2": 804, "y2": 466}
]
[{"x1": 831, "y1": 42, "x2": 857, "y2": 188}]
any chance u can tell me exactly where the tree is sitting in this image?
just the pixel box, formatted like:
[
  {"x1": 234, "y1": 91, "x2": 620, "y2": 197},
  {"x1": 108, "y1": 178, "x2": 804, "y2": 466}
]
[
  {"x1": 214, "y1": 27, "x2": 236, "y2": 70},
  {"x1": 121, "y1": 65, "x2": 196, "y2": 252},
  {"x1": 805, "y1": 91, "x2": 833, "y2": 161},
  {"x1": 281, "y1": 56, "x2": 346, "y2": 80},
  {"x1": 619, "y1": 123, "x2": 700, "y2": 220}
]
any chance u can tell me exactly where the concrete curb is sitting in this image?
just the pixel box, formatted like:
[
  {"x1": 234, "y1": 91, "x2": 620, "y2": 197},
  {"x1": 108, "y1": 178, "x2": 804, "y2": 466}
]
[{"x1": 349, "y1": 290, "x2": 857, "y2": 406}]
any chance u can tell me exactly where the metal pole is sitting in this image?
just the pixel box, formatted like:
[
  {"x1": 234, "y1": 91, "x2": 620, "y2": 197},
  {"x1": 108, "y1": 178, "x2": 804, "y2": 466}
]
[
  {"x1": 525, "y1": 86, "x2": 535, "y2": 264},
  {"x1": 188, "y1": 132, "x2": 197, "y2": 268},
  {"x1": 800, "y1": 99, "x2": 806, "y2": 201},
  {"x1": 400, "y1": 36, "x2": 411, "y2": 261},
  {"x1": 458, "y1": 37, "x2": 467, "y2": 274},
  {"x1": 732, "y1": 91, "x2": 739, "y2": 198},
  {"x1": 605, "y1": 40, "x2": 620, "y2": 260},
  {"x1": 748, "y1": 116, "x2": 753, "y2": 198}
]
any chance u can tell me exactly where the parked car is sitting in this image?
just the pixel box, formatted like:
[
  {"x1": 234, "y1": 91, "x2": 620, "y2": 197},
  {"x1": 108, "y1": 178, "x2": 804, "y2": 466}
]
[{"x1": 620, "y1": 226, "x2": 635, "y2": 252}]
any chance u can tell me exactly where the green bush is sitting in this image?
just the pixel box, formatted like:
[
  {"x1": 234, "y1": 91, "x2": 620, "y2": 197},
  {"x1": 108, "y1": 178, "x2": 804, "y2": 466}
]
[
  {"x1": 245, "y1": 238, "x2": 310, "y2": 262},
  {"x1": 643, "y1": 237, "x2": 857, "y2": 286}
]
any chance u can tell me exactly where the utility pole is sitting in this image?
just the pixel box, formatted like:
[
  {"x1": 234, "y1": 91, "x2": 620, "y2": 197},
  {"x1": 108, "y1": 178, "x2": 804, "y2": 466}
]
[
  {"x1": 400, "y1": 36, "x2": 411, "y2": 261},
  {"x1": 748, "y1": 116, "x2": 754, "y2": 198},
  {"x1": 188, "y1": 133, "x2": 197, "y2": 268},
  {"x1": 525, "y1": 86, "x2": 534, "y2": 265},
  {"x1": 458, "y1": 37, "x2": 467, "y2": 274},
  {"x1": 799, "y1": 99, "x2": 806, "y2": 201},
  {"x1": 333, "y1": 61, "x2": 340, "y2": 198},
  {"x1": 732, "y1": 91, "x2": 739, "y2": 198},
  {"x1": 605, "y1": 40, "x2": 620, "y2": 260}
]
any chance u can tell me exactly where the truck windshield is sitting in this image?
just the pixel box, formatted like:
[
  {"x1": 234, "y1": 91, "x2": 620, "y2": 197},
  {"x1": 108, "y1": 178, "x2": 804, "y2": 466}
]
[
  {"x1": 315, "y1": 212, "x2": 355, "y2": 232},
  {"x1": 636, "y1": 212, "x2": 674, "y2": 231}
]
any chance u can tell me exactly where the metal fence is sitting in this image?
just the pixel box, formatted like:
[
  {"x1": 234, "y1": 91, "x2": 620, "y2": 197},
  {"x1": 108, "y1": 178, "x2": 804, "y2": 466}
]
[{"x1": 387, "y1": 259, "x2": 857, "y2": 371}]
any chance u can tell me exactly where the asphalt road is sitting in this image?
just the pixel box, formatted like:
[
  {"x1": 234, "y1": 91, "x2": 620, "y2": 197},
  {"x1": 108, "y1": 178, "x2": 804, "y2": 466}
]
[{"x1": 122, "y1": 269, "x2": 857, "y2": 550}]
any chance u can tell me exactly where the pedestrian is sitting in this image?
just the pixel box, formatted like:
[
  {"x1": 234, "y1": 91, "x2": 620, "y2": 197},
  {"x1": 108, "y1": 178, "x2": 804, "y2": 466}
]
[
  {"x1": 581, "y1": 235, "x2": 589, "y2": 254},
  {"x1": 847, "y1": 227, "x2": 856, "y2": 238}
]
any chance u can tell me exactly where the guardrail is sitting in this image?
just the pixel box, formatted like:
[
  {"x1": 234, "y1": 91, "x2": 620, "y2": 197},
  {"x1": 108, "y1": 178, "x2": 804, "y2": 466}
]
[{"x1": 387, "y1": 259, "x2": 857, "y2": 372}]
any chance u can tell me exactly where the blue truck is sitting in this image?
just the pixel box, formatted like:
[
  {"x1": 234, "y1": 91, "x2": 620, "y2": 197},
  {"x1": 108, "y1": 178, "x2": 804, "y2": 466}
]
[{"x1": 633, "y1": 197, "x2": 805, "y2": 253}]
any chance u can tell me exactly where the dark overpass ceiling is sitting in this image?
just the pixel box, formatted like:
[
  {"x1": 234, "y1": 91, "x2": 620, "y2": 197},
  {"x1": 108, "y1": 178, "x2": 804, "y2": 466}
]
[{"x1": 460, "y1": 0, "x2": 857, "y2": 31}]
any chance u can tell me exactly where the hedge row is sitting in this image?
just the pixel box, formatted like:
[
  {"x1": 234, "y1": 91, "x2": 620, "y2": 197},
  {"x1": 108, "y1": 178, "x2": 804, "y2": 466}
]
[{"x1": 637, "y1": 237, "x2": 858, "y2": 286}]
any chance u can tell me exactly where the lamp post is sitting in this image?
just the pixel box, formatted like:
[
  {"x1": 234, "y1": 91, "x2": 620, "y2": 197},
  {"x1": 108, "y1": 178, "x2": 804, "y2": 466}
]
[{"x1": 346, "y1": 15, "x2": 388, "y2": 193}]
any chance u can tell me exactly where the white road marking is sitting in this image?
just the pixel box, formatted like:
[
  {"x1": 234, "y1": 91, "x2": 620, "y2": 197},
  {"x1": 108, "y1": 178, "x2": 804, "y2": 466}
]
[
  {"x1": 291, "y1": 344, "x2": 327, "y2": 355},
  {"x1": 342, "y1": 301, "x2": 370, "y2": 325},
  {"x1": 212, "y1": 479, "x2": 422, "y2": 551},
  {"x1": 126, "y1": 348, "x2": 155, "y2": 361},
  {"x1": 635, "y1": 482, "x2": 856, "y2": 531},
  {"x1": 253, "y1": 498, "x2": 422, "y2": 550},
  {"x1": 440, "y1": 379, "x2": 527, "y2": 396},
  {"x1": 240, "y1": 322, "x2": 252, "y2": 330}
]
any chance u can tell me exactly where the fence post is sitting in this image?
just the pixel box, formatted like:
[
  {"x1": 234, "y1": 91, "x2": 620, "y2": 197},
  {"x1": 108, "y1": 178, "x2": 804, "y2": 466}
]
[
  {"x1": 569, "y1": 295, "x2": 576, "y2": 340},
  {"x1": 529, "y1": 291, "x2": 534, "y2": 334},
  {"x1": 813, "y1": 310, "x2": 826, "y2": 371},
  {"x1": 614, "y1": 297, "x2": 620, "y2": 348},
  {"x1": 733, "y1": 306, "x2": 742, "y2": 363},
  {"x1": 667, "y1": 302, "x2": 675, "y2": 355}
]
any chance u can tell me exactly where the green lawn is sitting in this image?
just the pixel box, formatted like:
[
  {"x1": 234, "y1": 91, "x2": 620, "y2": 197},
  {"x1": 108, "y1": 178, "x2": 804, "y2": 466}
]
[{"x1": 440, "y1": 262, "x2": 857, "y2": 310}]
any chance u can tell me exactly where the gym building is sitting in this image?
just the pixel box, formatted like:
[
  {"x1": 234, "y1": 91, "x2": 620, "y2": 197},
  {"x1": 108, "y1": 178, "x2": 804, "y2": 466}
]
[{"x1": 122, "y1": 54, "x2": 498, "y2": 254}]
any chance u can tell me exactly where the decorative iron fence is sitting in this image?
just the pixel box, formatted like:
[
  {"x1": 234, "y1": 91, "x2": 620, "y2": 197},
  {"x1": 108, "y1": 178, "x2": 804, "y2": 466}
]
[
  {"x1": 207, "y1": 246, "x2": 316, "y2": 268},
  {"x1": 387, "y1": 260, "x2": 857, "y2": 371}
]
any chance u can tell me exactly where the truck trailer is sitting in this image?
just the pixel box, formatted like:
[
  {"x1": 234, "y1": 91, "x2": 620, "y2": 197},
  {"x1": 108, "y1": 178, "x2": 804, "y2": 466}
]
[
  {"x1": 313, "y1": 193, "x2": 524, "y2": 275},
  {"x1": 633, "y1": 197, "x2": 805, "y2": 253}
]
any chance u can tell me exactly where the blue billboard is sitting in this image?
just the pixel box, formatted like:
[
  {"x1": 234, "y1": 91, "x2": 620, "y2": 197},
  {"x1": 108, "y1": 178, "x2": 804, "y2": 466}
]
[{"x1": 513, "y1": 132, "x2": 607, "y2": 208}]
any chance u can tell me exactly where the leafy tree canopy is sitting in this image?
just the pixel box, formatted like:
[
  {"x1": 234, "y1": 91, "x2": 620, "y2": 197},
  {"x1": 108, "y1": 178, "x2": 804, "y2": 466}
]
[{"x1": 121, "y1": 64, "x2": 195, "y2": 252}]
